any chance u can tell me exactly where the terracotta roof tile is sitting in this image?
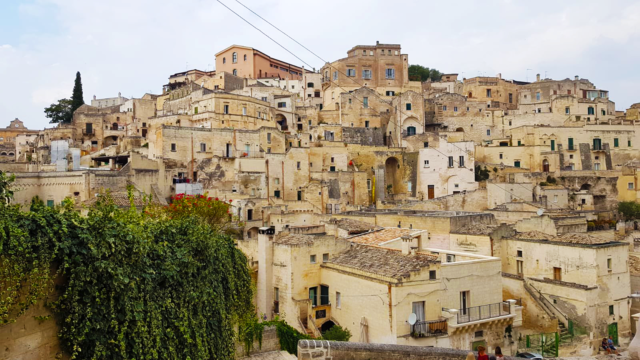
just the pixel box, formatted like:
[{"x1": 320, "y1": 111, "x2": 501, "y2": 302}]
[
  {"x1": 326, "y1": 245, "x2": 438, "y2": 280},
  {"x1": 347, "y1": 228, "x2": 421, "y2": 246},
  {"x1": 515, "y1": 231, "x2": 613, "y2": 245}
]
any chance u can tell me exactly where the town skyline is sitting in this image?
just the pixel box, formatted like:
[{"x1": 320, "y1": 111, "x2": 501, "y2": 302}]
[{"x1": 3, "y1": 0, "x2": 640, "y2": 128}]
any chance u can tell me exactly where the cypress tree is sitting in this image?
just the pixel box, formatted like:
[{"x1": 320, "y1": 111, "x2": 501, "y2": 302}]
[{"x1": 71, "y1": 71, "x2": 85, "y2": 114}]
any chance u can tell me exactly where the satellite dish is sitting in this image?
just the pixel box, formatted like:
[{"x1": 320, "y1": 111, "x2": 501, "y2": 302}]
[
  {"x1": 537, "y1": 209, "x2": 544, "y2": 216},
  {"x1": 408, "y1": 313, "x2": 417, "y2": 325}
]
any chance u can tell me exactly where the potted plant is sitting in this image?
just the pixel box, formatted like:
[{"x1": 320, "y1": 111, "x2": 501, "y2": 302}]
[{"x1": 242, "y1": 152, "x2": 248, "y2": 157}]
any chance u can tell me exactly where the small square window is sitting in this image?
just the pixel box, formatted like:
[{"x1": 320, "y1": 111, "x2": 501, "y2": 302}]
[
  {"x1": 629, "y1": 183, "x2": 635, "y2": 190},
  {"x1": 429, "y1": 270, "x2": 436, "y2": 280},
  {"x1": 310, "y1": 255, "x2": 317, "y2": 264},
  {"x1": 171, "y1": 143, "x2": 176, "y2": 152},
  {"x1": 475, "y1": 330, "x2": 484, "y2": 338},
  {"x1": 517, "y1": 250, "x2": 523, "y2": 257},
  {"x1": 323, "y1": 253, "x2": 329, "y2": 262},
  {"x1": 424, "y1": 142, "x2": 429, "y2": 148},
  {"x1": 424, "y1": 160, "x2": 430, "y2": 168}
]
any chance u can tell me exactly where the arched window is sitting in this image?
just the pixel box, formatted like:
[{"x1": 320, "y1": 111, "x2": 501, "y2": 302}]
[
  {"x1": 232, "y1": 52, "x2": 237, "y2": 63},
  {"x1": 244, "y1": 54, "x2": 247, "y2": 61},
  {"x1": 233, "y1": 69, "x2": 238, "y2": 76},
  {"x1": 223, "y1": 57, "x2": 226, "y2": 64},
  {"x1": 588, "y1": 107, "x2": 595, "y2": 115}
]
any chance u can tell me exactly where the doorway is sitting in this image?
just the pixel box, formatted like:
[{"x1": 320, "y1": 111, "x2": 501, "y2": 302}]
[
  {"x1": 428, "y1": 185, "x2": 435, "y2": 199},
  {"x1": 460, "y1": 291, "x2": 470, "y2": 314},
  {"x1": 543, "y1": 159, "x2": 550, "y2": 172},
  {"x1": 608, "y1": 323, "x2": 618, "y2": 345},
  {"x1": 226, "y1": 143, "x2": 232, "y2": 157},
  {"x1": 309, "y1": 287, "x2": 318, "y2": 307}
]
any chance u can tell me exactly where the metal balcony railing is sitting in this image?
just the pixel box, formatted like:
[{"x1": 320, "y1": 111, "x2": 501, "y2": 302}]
[
  {"x1": 457, "y1": 302, "x2": 511, "y2": 324},
  {"x1": 411, "y1": 319, "x2": 448, "y2": 338}
]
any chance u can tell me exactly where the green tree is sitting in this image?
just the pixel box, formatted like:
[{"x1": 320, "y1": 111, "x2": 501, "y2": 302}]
[
  {"x1": 322, "y1": 325, "x2": 352, "y2": 341},
  {"x1": 71, "y1": 71, "x2": 85, "y2": 113},
  {"x1": 0, "y1": 171, "x2": 15, "y2": 204},
  {"x1": 408, "y1": 64, "x2": 443, "y2": 82},
  {"x1": 618, "y1": 201, "x2": 640, "y2": 220},
  {"x1": 44, "y1": 98, "x2": 73, "y2": 124}
]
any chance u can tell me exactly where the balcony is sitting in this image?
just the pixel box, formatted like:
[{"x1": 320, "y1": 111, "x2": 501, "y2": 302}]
[
  {"x1": 457, "y1": 302, "x2": 511, "y2": 324},
  {"x1": 411, "y1": 319, "x2": 448, "y2": 338}
]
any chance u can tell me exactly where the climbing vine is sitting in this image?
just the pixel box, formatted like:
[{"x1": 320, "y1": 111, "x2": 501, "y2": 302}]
[{"x1": 0, "y1": 173, "x2": 254, "y2": 359}]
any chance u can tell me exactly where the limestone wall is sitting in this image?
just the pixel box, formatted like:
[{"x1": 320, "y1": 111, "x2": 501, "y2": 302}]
[{"x1": 0, "y1": 301, "x2": 62, "y2": 360}]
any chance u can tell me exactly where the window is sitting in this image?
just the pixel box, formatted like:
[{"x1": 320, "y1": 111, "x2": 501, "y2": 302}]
[
  {"x1": 385, "y1": 68, "x2": 395, "y2": 79},
  {"x1": 258, "y1": 111, "x2": 261, "y2": 118},
  {"x1": 297, "y1": 161, "x2": 301, "y2": 170},
  {"x1": 486, "y1": 129, "x2": 491, "y2": 136},
  {"x1": 594, "y1": 163, "x2": 601, "y2": 170},
  {"x1": 588, "y1": 107, "x2": 595, "y2": 115},
  {"x1": 365, "y1": 121, "x2": 370, "y2": 128},
  {"x1": 274, "y1": 190, "x2": 280, "y2": 198},
  {"x1": 514, "y1": 160, "x2": 521, "y2": 168},
  {"x1": 565, "y1": 107, "x2": 570, "y2": 114},
  {"x1": 517, "y1": 260, "x2": 523, "y2": 276},
  {"x1": 367, "y1": 179, "x2": 372, "y2": 190},
  {"x1": 386, "y1": 91, "x2": 395, "y2": 96},
  {"x1": 499, "y1": 153, "x2": 503, "y2": 159},
  {"x1": 446, "y1": 254, "x2": 456, "y2": 263},
  {"x1": 424, "y1": 142, "x2": 429, "y2": 148},
  {"x1": 333, "y1": 71, "x2": 338, "y2": 80},
  {"x1": 609, "y1": 305, "x2": 614, "y2": 316},
  {"x1": 554, "y1": 195, "x2": 558, "y2": 203},
  {"x1": 412, "y1": 301, "x2": 425, "y2": 324},
  {"x1": 517, "y1": 140, "x2": 522, "y2": 146},
  {"x1": 429, "y1": 270, "x2": 436, "y2": 280},
  {"x1": 517, "y1": 250, "x2": 523, "y2": 257},
  {"x1": 223, "y1": 104, "x2": 229, "y2": 114},
  {"x1": 406, "y1": 103, "x2": 412, "y2": 111},
  {"x1": 424, "y1": 160, "x2": 429, "y2": 168},
  {"x1": 448, "y1": 156, "x2": 454, "y2": 168},
  {"x1": 536, "y1": 92, "x2": 541, "y2": 101},
  {"x1": 593, "y1": 138, "x2": 602, "y2": 150},
  {"x1": 171, "y1": 143, "x2": 176, "y2": 152},
  {"x1": 277, "y1": 102, "x2": 286, "y2": 108},
  {"x1": 362, "y1": 69, "x2": 372, "y2": 79},
  {"x1": 607, "y1": 258, "x2": 612, "y2": 270},
  {"x1": 362, "y1": 50, "x2": 366, "y2": 55},
  {"x1": 346, "y1": 68, "x2": 355, "y2": 77},
  {"x1": 568, "y1": 137, "x2": 574, "y2": 150},
  {"x1": 454, "y1": 106, "x2": 458, "y2": 112},
  {"x1": 232, "y1": 69, "x2": 237, "y2": 76},
  {"x1": 570, "y1": 155, "x2": 574, "y2": 159},
  {"x1": 630, "y1": 182, "x2": 635, "y2": 190},
  {"x1": 242, "y1": 107, "x2": 247, "y2": 115},
  {"x1": 267, "y1": 133, "x2": 271, "y2": 144},
  {"x1": 551, "y1": 140, "x2": 555, "y2": 151},
  {"x1": 223, "y1": 57, "x2": 226, "y2": 64},
  {"x1": 330, "y1": 166, "x2": 336, "y2": 172},
  {"x1": 46, "y1": 200, "x2": 54, "y2": 208},
  {"x1": 261, "y1": 96, "x2": 268, "y2": 102},
  {"x1": 602, "y1": 109, "x2": 606, "y2": 116},
  {"x1": 244, "y1": 54, "x2": 247, "y2": 61},
  {"x1": 200, "y1": 143, "x2": 206, "y2": 152},
  {"x1": 323, "y1": 253, "x2": 329, "y2": 262},
  {"x1": 486, "y1": 89, "x2": 492, "y2": 98},
  {"x1": 443, "y1": 105, "x2": 447, "y2": 111},
  {"x1": 459, "y1": 156, "x2": 465, "y2": 167},
  {"x1": 274, "y1": 178, "x2": 279, "y2": 185},
  {"x1": 309, "y1": 287, "x2": 317, "y2": 306},
  {"x1": 629, "y1": 140, "x2": 632, "y2": 147},
  {"x1": 553, "y1": 267, "x2": 562, "y2": 281},
  {"x1": 307, "y1": 82, "x2": 314, "y2": 88},
  {"x1": 336, "y1": 292, "x2": 341, "y2": 308},
  {"x1": 509, "y1": 93, "x2": 513, "y2": 103},
  {"x1": 614, "y1": 138, "x2": 619, "y2": 148},
  {"x1": 232, "y1": 52, "x2": 237, "y2": 63},
  {"x1": 363, "y1": 97, "x2": 369, "y2": 108}
]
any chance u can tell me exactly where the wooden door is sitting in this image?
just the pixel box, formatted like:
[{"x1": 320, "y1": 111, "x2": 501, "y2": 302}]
[
  {"x1": 428, "y1": 185, "x2": 435, "y2": 199},
  {"x1": 553, "y1": 267, "x2": 562, "y2": 281}
]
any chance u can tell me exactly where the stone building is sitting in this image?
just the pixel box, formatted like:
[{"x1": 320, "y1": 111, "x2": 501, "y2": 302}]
[
  {"x1": 91, "y1": 93, "x2": 129, "y2": 108},
  {"x1": 215, "y1": 45, "x2": 303, "y2": 80},
  {"x1": 0, "y1": 118, "x2": 39, "y2": 162}
]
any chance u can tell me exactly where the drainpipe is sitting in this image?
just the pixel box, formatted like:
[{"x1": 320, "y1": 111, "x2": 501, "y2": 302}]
[
  {"x1": 266, "y1": 160, "x2": 270, "y2": 201},
  {"x1": 282, "y1": 160, "x2": 285, "y2": 200}
]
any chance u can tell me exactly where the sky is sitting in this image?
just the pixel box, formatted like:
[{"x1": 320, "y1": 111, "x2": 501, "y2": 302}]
[{"x1": 2, "y1": 0, "x2": 640, "y2": 129}]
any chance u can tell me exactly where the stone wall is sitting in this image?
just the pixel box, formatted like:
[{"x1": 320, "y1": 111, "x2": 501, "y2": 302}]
[
  {"x1": 298, "y1": 341, "x2": 517, "y2": 360},
  {"x1": 380, "y1": 189, "x2": 488, "y2": 212},
  {"x1": 236, "y1": 325, "x2": 279, "y2": 358},
  {"x1": 342, "y1": 127, "x2": 385, "y2": 146},
  {"x1": 0, "y1": 301, "x2": 62, "y2": 360}
]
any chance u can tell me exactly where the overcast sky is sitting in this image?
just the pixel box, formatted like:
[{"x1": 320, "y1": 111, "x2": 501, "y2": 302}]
[{"x1": 2, "y1": 0, "x2": 640, "y2": 129}]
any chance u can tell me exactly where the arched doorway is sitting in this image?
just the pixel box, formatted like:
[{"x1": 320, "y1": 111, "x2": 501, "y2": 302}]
[
  {"x1": 104, "y1": 136, "x2": 118, "y2": 147},
  {"x1": 320, "y1": 320, "x2": 336, "y2": 333},
  {"x1": 542, "y1": 159, "x2": 550, "y2": 172},
  {"x1": 385, "y1": 157, "x2": 401, "y2": 196},
  {"x1": 246, "y1": 227, "x2": 259, "y2": 239},
  {"x1": 275, "y1": 114, "x2": 288, "y2": 131}
]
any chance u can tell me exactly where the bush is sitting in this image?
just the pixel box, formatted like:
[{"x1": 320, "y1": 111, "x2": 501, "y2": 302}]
[
  {"x1": 546, "y1": 176, "x2": 557, "y2": 184},
  {"x1": 618, "y1": 201, "x2": 640, "y2": 220},
  {"x1": 539, "y1": 182, "x2": 549, "y2": 186},
  {"x1": 322, "y1": 325, "x2": 352, "y2": 342},
  {"x1": 587, "y1": 221, "x2": 596, "y2": 231}
]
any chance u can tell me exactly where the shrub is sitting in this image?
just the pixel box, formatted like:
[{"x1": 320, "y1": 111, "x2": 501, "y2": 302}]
[{"x1": 322, "y1": 325, "x2": 352, "y2": 342}]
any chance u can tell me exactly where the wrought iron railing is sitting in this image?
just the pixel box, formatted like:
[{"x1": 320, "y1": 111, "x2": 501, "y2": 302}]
[
  {"x1": 411, "y1": 319, "x2": 448, "y2": 338},
  {"x1": 457, "y1": 302, "x2": 510, "y2": 324}
]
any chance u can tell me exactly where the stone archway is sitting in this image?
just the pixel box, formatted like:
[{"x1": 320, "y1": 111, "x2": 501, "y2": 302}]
[
  {"x1": 275, "y1": 113, "x2": 288, "y2": 131},
  {"x1": 104, "y1": 136, "x2": 118, "y2": 147},
  {"x1": 385, "y1": 157, "x2": 401, "y2": 196},
  {"x1": 320, "y1": 320, "x2": 336, "y2": 333}
]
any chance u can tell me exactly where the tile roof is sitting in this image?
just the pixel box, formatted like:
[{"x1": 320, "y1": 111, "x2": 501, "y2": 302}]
[
  {"x1": 326, "y1": 244, "x2": 438, "y2": 280},
  {"x1": 515, "y1": 231, "x2": 614, "y2": 245},
  {"x1": 452, "y1": 223, "x2": 499, "y2": 235},
  {"x1": 346, "y1": 228, "x2": 420, "y2": 246},
  {"x1": 335, "y1": 218, "x2": 380, "y2": 234},
  {"x1": 273, "y1": 232, "x2": 332, "y2": 246}
]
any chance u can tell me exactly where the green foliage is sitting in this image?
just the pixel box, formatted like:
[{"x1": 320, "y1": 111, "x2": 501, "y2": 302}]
[
  {"x1": 0, "y1": 171, "x2": 15, "y2": 204},
  {"x1": 546, "y1": 176, "x2": 557, "y2": 184},
  {"x1": 0, "y1": 178, "x2": 254, "y2": 359},
  {"x1": 587, "y1": 221, "x2": 596, "y2": 231},
  {"x1": 265, "y1": 319, "x2": 312, "y2": 354},
  {"x1": 618, "y1": 201, "x2": 640, "y2": 220},
  {"x1": 539, "y1": 182, "x2": 549, "y2": 186},
  {"x1": 71, "y1": 71, "x2": 85, "y2": 114},
  {"x1": 408, "y1": 64, "x2": 442, "y2": 82},
  {"x1": 239, "y1": 314, "x2": 264, "y2": 355},
  {"x1": 475, "y1": 166, "x2": 490, "y2": 182},
  {"x1": 322, "y1": 325, "x2": 352, "y2": 341},
  {"x1": 44, "y1": 98, "x2": 73, "y2": 124}
]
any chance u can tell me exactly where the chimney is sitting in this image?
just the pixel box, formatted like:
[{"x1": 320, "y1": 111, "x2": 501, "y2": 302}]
[
  {"x1": 497, "y1": 73, "x2": 502, "y2": 79},
  {"x1": 257, "y1": 227, "x2": 276, "y2": 320},
  {"x1": 536, "y1": 74, "x2": 541, "y2": 82},
  {"x1": 376, "y1": 40, "x2": 379, "y2": 45},
  {"x1": 93, "y1": 95, "x2": 96, "y2": 100},
  {"x1": 575, "y1": 75, "x2": 579, "y2": 81},
  {"x1": 401, "y1": 234, "x2": 412, "y2": 255}
]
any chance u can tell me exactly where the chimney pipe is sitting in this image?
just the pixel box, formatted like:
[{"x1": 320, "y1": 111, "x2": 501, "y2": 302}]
[
  {"x1": 497, "y1": 73, "x2": 502, "y2": 79},
  {"x1": 575, "y1": 75, "x2": 579, "y2": 81},
  {"x1": 401, "y1": 234, "x2": 412, "y2": 255},
  {"x1": 536, "y1": 74, "x2": 541, "y2": 82}
]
